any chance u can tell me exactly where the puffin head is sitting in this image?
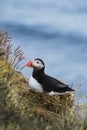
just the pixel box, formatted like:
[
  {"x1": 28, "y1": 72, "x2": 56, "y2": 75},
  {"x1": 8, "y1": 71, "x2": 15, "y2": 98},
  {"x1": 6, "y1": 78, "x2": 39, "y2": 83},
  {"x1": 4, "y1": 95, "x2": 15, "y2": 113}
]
[{"x1": 26, "y1": 58, "x2": 45, "y2": 70}]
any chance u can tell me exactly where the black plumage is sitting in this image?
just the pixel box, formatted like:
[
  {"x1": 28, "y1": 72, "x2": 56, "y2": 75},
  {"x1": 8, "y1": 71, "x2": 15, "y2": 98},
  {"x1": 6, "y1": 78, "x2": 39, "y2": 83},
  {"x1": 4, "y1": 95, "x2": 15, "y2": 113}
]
[{"x1": 32, "y1": 59, "x2": 74, "y2": 93}]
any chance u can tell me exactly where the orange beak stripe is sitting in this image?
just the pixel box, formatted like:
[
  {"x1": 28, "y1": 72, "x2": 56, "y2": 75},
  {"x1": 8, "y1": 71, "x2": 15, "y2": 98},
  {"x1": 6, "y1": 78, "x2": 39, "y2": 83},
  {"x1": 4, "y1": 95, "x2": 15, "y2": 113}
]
[{"x1": 26, "y1": 61, "x2": 32, "y2": 67}]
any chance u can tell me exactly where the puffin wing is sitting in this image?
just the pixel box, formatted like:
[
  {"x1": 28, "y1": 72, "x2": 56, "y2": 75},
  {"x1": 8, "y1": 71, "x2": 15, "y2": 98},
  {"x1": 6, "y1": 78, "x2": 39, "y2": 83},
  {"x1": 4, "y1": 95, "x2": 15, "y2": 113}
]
[{"x1": 42, "y1": 75, "x2": 74, "y2": 93}]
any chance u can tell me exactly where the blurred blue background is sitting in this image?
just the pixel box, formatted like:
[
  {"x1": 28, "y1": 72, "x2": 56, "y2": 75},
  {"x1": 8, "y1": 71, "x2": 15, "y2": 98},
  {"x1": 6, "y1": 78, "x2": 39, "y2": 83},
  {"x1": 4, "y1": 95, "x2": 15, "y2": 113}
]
[{"x1": 0, "y1": 0, "x2": 87, "y2": 94}]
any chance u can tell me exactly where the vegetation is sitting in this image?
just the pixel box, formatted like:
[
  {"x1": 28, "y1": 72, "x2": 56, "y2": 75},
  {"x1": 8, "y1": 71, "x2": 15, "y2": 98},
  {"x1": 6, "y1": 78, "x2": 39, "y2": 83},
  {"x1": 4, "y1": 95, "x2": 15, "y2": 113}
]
[{"x1": 0, "y1": 31, "x2": 87, "y2": 130}]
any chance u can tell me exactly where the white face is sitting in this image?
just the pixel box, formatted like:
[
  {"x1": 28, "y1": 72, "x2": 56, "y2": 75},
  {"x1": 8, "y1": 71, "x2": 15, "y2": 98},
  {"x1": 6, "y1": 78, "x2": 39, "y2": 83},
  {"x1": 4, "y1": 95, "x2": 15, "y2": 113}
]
[{"x1": 32, "y1": 59, "x2": 44, "y2": 70}]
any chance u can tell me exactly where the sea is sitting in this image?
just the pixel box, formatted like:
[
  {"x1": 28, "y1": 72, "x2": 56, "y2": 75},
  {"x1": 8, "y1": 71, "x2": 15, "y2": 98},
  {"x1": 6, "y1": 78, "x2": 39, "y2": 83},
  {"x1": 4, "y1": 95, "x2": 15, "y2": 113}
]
[{"x1": 0, "y1": 0, "x2": 87, "y2": 96}]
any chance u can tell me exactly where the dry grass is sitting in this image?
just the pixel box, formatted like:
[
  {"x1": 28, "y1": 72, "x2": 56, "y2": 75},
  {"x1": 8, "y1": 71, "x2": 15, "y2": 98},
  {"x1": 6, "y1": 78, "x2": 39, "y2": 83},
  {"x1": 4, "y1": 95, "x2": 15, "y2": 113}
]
[{"x1": 0, "y1": 31, "x2": 25, "y2": 70}]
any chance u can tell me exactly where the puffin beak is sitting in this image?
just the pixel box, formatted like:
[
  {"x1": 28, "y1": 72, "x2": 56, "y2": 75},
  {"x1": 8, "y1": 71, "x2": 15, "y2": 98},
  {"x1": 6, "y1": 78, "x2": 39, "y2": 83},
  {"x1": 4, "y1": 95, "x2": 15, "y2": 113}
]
[
  {"x1": 26, "y1": 60, "x2": 32, "y2": 67},
  {"x1": 26, "y1": 60, "x2": 34, "y2": 68}
]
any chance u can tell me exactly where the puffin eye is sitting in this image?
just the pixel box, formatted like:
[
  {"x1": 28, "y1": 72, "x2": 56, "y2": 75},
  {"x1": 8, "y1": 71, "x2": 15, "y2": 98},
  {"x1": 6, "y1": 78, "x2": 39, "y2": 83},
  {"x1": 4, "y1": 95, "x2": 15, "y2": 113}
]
[{"x1": 36, "y1": 61, "x2": 39, "y2": 64}]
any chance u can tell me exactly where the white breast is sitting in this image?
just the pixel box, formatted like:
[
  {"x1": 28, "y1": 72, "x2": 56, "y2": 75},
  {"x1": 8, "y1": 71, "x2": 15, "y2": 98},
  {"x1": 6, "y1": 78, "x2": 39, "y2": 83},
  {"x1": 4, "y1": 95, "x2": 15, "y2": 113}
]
[{"x1": 29, "y1": 76, "x2": 43, "y2": 92}]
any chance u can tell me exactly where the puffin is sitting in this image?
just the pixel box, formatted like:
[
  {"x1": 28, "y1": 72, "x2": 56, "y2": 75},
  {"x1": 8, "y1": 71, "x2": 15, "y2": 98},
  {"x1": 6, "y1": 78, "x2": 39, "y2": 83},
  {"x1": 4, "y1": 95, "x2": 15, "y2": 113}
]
[{"x1": 26, "y1": 58, "x2": 75, "y2": 95}]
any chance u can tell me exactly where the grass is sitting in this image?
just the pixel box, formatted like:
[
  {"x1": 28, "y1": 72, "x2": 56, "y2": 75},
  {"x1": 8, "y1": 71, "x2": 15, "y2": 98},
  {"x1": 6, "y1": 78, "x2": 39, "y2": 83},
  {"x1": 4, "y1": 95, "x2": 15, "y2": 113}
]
[{"x1": 0, "y1": 31, "x2": 87, "y2": 130}]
